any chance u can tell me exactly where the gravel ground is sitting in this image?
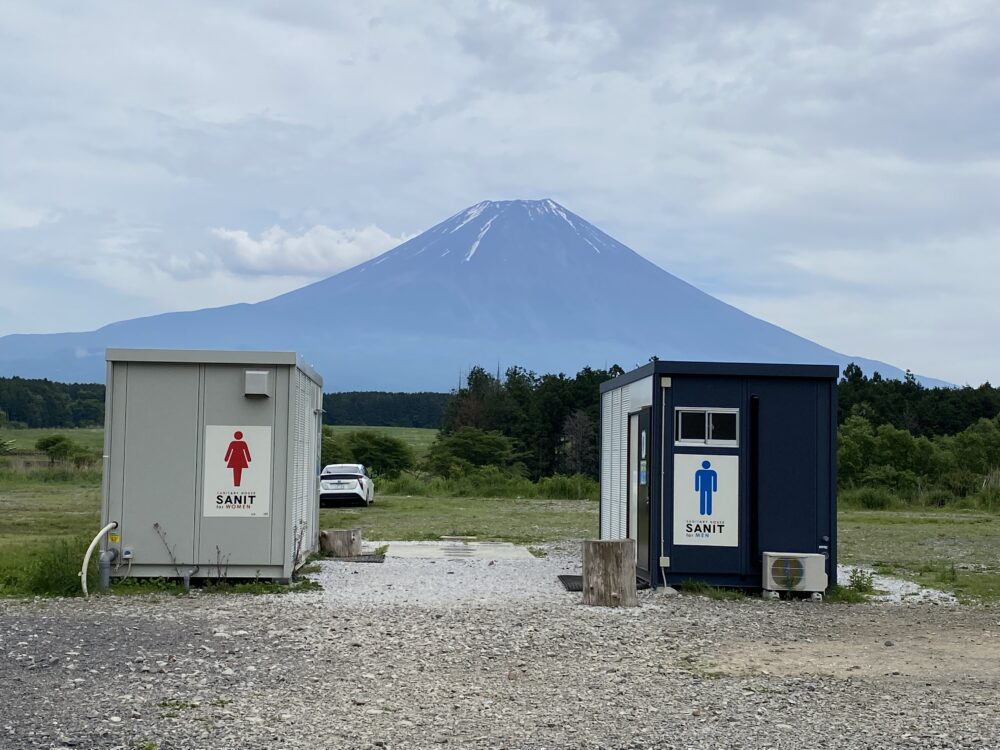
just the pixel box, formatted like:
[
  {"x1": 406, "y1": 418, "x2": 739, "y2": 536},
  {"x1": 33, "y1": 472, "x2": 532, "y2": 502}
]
[{"x1": 1, "y1": 546, "x2": 998, "y2": 750}]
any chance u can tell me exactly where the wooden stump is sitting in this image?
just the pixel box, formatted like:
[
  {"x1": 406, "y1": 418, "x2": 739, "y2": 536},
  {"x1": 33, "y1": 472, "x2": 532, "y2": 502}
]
[
  {"x1": 582, "y1": 539, "x2": 638, "y2": 607},
  {"x1": 320, "y1": 528, "x2": 362, "y2": 557}
]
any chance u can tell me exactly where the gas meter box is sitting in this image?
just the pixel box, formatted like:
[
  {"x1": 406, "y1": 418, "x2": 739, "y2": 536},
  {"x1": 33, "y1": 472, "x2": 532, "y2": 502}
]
[{"x1": 100, "y1": 349, "x2": 323, "y2": 581}]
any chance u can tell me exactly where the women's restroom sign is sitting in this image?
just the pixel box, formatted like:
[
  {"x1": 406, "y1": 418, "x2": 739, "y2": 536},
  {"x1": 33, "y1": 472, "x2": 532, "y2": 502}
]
[
  {"x1": 203, "y1": 425, "x2": 272, "y2": 518},
  {"x1": 673, "y1": 454, "x2": 738, "y2": 546}
]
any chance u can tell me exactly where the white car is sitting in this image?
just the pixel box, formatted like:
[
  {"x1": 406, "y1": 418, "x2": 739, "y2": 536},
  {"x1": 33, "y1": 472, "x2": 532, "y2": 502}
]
[{"x1": 319, "y1": 463, "x2": 375, "y2": 507}]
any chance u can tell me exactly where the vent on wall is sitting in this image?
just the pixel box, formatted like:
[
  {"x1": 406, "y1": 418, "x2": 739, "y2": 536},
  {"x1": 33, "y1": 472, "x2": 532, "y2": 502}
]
[
  {"x1": 244, "y1": 370, "x2": 272, "y2": 398},
  {"x1": 762, "y1": 552, "x2": 828, "y2": 594}
]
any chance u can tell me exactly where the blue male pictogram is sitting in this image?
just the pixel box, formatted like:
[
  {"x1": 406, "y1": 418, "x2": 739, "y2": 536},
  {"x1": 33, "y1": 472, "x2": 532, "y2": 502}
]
[{"x1": 694, "y1": 460, "x2": 718, "y2": 516}]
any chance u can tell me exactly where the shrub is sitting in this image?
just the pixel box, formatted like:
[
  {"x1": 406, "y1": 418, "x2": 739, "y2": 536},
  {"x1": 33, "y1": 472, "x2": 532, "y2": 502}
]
[
  {"x1": 376, "y1": 474, "x2": 428, "y2": 496},
  {"x1": 320, "y1": 429, "x2": 354, "y2": 466},
  {"x1": 343, "y1": 430, "x2": 415, "y2": 479},
  {"x1": 937, "y1": 468, "x2": 981, "y2": 498},
  {"x1": 322, "y1": 429, "x2": 415, "y2": 479},
  {"x1": 70, "y1": 444, "x2": 100, "y2": 469},
  {"x1": 2, "y1": 537, "x2": 97, "y2": 597},
  {"x1": 536, "y1": 473, "x2": 598, "y2": 500},
  {"x1": 847, "y1": 568, "x2": 875, "y2": 593},
  {"x1": 917, "y1": 488, "x2": 958, "y2": 508},
  {"x1": 976, "y1": 488, "x2": 1000, "y2": 513},
  {"x1": 425, "y1": 428, "x2": 514, "y2": 477},
  {"x1": 825, "y1": 585, "x2": 867, "y2": 604},
  {"x1": 859, "y1": 464, "x2": 920, "y2": 498},
  {"x1": 840, "y1": 486, "x2": 897, "y2": 510},
  {"x1": 35, "y1": 435, "x2": 73, "y2": 464},
  {"x1": 444, "y1": 465, "x2": 535, "y2": 498}
]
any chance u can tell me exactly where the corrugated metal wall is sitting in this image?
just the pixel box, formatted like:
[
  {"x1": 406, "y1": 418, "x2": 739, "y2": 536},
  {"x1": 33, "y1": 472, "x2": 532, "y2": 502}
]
[
  {"x1": 289, "y1": 368, "x2": 319, "y2": 566},
  {"x1": 601, "y1": 376, "x2": 653, "y2": 539}
]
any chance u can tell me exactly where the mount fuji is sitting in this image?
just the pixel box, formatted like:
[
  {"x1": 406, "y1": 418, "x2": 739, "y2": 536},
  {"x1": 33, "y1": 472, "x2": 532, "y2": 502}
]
[{"x1": 0, "y1": 199, "x2": 938, "y2": 390}]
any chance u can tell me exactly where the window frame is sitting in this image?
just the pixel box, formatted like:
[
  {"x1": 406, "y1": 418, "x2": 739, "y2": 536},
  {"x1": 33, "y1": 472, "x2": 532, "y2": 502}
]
[{"x1": 674, "y1": 407, "x2": 740, "y2": 447}]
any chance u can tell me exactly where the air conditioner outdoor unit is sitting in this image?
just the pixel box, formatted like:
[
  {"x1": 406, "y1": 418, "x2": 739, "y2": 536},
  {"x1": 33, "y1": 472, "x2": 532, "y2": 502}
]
[{"x1": 762, "y1": 552, "x2": 828, "y2": 596}]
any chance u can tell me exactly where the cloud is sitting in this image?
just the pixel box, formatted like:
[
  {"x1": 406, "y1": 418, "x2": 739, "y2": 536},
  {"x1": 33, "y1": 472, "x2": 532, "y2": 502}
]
[
  {"x1": 0, "y1": 1, "x2": 997, "y2": 384},
  {"x1": 209, "y1": 224, "x2": 409, "y2": 276},
  {"x1": 0, "y1": 200, "x2": 55, "y2": 230}
]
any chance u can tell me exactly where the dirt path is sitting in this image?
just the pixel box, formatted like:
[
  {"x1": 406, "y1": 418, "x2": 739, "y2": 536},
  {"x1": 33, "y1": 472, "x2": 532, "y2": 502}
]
[{"x1": 709, "y1": 604, "x2": 1000, "y2": 682}]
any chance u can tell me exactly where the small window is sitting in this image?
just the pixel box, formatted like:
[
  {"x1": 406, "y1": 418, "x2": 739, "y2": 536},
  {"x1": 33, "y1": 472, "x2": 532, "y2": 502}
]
[
  {"x1": 675, "y1": 408, "x2": 739, "y2": 447},
  {"x1": 710, "y1": 412, "x2": 737, "y2": 442},
  {"x1": 677, "y1": 410, "x2": 707, "y2": 441}
]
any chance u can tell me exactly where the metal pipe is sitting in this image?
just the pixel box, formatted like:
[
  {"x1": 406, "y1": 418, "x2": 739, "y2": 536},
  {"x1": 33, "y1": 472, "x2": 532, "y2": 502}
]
[
  {"x1": 81, "y1": 521, "x2": 118, "y2": 597},
  {"x1": 98, "y1": 548, "x2": 118, "y2": 591},
  {"x1": 183, "y1": 566, "x2": 199, "y2": 591}
]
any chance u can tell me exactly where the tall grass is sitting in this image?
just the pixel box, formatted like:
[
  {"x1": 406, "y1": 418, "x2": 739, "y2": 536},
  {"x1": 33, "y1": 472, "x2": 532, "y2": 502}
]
[
  {"x1": 0, "y1": 536, "x2": 97, "y2": 597},
  {"x1": 0, "y1": 468, "x2": 102, "y2": 484},
  {"x1": 840, "y1": 484, "x2": 1000, "y2": 513},
  {"x1": 377, "y1": 467, "x2": 598, "y2": 500}
]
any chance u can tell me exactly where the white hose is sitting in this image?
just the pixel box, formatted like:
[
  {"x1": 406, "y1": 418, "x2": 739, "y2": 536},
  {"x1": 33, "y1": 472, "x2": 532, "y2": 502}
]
[{"x1": 80, "y1": 521, "x2": 118, "y2": 597}]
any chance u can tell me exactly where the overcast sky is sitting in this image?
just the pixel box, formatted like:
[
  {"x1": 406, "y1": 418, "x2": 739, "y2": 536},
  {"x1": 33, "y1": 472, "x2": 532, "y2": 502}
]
[{"x1": 1, "y1": 1, "x2": 998, "y2": 385}]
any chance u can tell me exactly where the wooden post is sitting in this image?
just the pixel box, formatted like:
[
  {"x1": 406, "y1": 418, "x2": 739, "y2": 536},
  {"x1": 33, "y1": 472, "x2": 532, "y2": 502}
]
[
  {"x1": 320, "y1": 528, "x2": 362, "y2": 557},
  {"x1": 582, "y1": 539, "x2": 638, "y2": 607}
]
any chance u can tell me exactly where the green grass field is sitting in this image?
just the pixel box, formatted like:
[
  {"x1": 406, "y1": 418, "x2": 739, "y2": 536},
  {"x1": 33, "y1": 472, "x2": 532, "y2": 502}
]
[
  {"x1": 0, "y1": 427, "x2": 105, "y2": 451},
  {"x1": 2, "y1": 465, "x2": 1000, "y2": 601},
  {"x1": 320, "y1": 495, "x2": 596, "y2": 545},
  {"x1": 839, "y1": 509, "x2": 1000, "y2": 601},
  {"x1": 0, "y1": 472, "x2": 102, "y2": 595},
  {"x1": 1, "y1": 425, "x2": 438, "y2": 459},
  {"x1": 323, "y1": 425, "x2": 438, "y2": 459}
]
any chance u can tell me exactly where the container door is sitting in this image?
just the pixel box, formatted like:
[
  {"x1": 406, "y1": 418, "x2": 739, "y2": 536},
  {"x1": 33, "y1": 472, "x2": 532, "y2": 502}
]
[
  {"x1": 747, "y1": 379, "x2": 828, "y2": 568},
  {"x1": 120, "y1": 364, "x2": 200, "y2": 567},
  {"x1": 664, "y1": 378, "x2": 744, "y2": 582},
  {"x1": 198, "y1": 365, "x2": 278, "y2": 568},
  {"x1": 633, "y1": 408, "x2": 651, "y2": 579}
]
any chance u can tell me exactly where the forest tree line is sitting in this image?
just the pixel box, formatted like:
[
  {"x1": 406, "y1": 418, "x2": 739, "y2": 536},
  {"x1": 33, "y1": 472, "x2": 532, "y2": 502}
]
[
  {"x1": 322, "y1": 391, "x2": 449, "y2": 428},
  {"x1": 0, "y1": 377, "x2": 449, "y2": 429},
  {"x1": 3, "y1": 364, "x2": 1000, "y2": 489},
  {"x1": 4, "y1": 365, "x2": 1000, "y2": 438}
]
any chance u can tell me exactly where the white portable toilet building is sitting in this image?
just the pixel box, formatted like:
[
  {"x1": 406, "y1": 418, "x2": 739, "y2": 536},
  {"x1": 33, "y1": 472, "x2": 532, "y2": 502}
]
[{"x1": 100, "y1": 349, "x2": 324, "y2": 582}]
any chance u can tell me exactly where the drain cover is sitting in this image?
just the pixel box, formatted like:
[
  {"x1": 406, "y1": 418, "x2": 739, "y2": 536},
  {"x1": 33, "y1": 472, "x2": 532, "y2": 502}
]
[
  {"x1": 558, "y1": 574, "x2": 651, "y2": 591},
  {"x1": 558, "y1": 574, "x2": 583, "y2": 592}
]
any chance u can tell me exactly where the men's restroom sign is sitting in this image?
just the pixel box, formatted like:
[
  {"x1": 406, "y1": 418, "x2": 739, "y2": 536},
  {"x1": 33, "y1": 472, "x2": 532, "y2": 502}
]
[
  {"x1": 695, "y1": 460, "x2": 717, "y2": 515},
  {"x1": 203, "y1": 425, "x2": 272, "y2": 518},
  {"x1": 673, "y1": 454, "x2": 738, "y2": 547}
]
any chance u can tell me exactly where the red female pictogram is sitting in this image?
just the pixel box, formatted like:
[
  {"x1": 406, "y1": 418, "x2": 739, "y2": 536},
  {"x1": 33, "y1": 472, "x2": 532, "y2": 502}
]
[{"x1": 225, "y1": 430, "x2": 252, "y2": 487}]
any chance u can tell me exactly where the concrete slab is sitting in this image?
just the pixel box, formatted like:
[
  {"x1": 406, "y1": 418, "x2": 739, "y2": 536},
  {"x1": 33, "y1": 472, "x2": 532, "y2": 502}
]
[{"x1": 370, "y1": 540, "x2": 536, "y2": 560}]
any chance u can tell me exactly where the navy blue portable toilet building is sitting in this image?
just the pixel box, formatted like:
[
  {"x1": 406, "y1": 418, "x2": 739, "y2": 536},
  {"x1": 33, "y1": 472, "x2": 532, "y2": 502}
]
[{"x1": 599, "y1": 361, "x2": 838, "y2": 593}]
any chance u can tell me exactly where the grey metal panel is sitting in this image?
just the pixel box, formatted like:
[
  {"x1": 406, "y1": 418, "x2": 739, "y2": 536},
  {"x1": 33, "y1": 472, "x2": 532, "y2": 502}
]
[
  {"x1": 271, "y1": 365, "x2": 292, "y2": 571},
  {"x1": 120, "y1": 363, "x2": 201, "y2": 567},
  {"x1": 616, "y1": 386, "x2": 628, "y2": 537},
  {"x1": 600, "y1": 362, "x2": 657, "y2": 394},
  {"x1": 125, "y1": 563, "x2": 285, "y2": 579},
  {"x1": 106, "y1": 348, "x2": 324, "y2": 388},
  {"x1": 599, "y1": 377, "x2": 653, "y2": 541},
  {"x1": 107, "y1": 348, "x2": 299, "y2": 365},
  {"x1": 102, "y1": 362, "x2": 128, "y2": 533},
  {"x1": 286, "y1": 368, "x2": 320, "y2": 573},
  {"x1": 600, "y1": 391, "x2": 613, "y2": 538},
  {"x1": 627, "y1": 377, "x2": 654, "y2": 410},
  {"x1": 198, "y1": 364, "x2": 278, "y2": 567}
]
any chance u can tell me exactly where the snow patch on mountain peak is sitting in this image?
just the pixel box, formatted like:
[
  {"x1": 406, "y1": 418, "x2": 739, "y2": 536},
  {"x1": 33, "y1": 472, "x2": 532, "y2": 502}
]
[
  {"x1": 464, "y1": 215, "x2": 497, "y2": 262},
  {"x1": 449, "y1": 201, "x2": 491, "y2": 233},
  {"x1": 544, "y1": 198, "x2": 577, "y2": 231}
]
